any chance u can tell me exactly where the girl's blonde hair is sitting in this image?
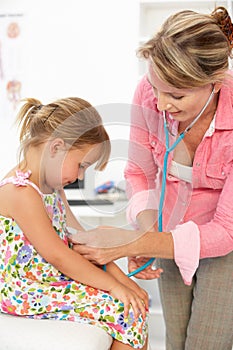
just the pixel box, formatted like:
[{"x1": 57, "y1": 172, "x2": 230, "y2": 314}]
[
  {"x1": 138, "y1": 6, "x2": 233, "y2": 88},
  {"x1": 16, "y1": 97, "x2": 110, "y2": 170}
]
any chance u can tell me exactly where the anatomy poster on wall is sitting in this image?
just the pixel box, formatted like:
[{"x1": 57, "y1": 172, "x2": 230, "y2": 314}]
[{"x1": 0, "y1": 13, "x2": 23, "y2": 121}]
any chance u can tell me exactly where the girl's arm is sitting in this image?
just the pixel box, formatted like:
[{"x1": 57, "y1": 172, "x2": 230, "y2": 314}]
[
  {"x1": 9, "y1": 185, "x2": 146, "y2": 319},
  {"x1": 58, "y1": 188, "x2": 85, "y2": 231}
]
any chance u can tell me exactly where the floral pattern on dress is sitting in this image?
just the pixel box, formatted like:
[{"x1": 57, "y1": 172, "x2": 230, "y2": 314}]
[{"x1": 0, "y1": 172, "x2": 148, "y2": 348}]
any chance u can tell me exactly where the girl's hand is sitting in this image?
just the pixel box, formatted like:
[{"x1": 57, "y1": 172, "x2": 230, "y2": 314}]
[
  {"x1": 128, "y1": 257, "x2": 163, "y2": 280},
  {"x1": 128, "y1": 283, "x2": 149, "y2": 311},
  {"x1": 117, "y1": 273, "x2": 149, "y2": 310},
  {"x1": 105, "y1": 261, "x2": 149, "y2": 310},
  {"x1": 109, "y1": 282, "x2": 148, "y2": 321}
]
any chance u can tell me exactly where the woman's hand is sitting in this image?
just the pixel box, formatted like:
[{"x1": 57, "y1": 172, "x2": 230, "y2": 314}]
[
  {"x1": 128, "y1": 257, "x2": 163, "y2": 280},
  {"x1": 72, "y1": 244, "x2": 119, "y2": 265},
  {"x1": 68, "y1": 226, "x2": 145, "y2": 264},
  {"x1": 68, "y1": 226, "x2": 144, "y2": 247}
]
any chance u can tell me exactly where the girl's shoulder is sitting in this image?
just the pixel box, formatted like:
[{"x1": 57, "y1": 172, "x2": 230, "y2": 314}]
[
  {"x1": 0, "y1": 170, "x2": 44, "y2": 218},
  {"x1": 0, "y1": 170, "x2": 43, "y2": 195}
]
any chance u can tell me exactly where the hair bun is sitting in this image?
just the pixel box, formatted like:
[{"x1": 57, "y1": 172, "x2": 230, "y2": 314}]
[{"x1": 212, "y1": 7, "x2": 233, "y2": 48}]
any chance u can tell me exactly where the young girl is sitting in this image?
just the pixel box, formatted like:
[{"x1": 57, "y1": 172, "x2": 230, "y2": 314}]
[{"x1": 0, "y1": 97, "x2": 148, "y2": 349}]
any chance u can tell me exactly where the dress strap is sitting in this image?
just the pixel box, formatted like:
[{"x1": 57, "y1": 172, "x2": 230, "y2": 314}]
[{"x1": 0, "y1": 170, "x2": 43, "y2": 196}]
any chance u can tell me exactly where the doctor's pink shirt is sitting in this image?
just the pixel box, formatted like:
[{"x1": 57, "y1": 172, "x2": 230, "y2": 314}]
[{"x1": 125, "y1": 73, "x2": 233, "y2": 285}]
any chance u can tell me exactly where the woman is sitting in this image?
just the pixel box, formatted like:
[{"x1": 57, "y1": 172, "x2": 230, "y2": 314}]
[{"x1": 73, "y1": 7, "x2": 233, "y2": 350}]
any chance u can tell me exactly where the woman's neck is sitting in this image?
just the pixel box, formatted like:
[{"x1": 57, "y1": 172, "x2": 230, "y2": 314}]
[{"x1": 179, "y1": 93, "x2": 218, "y2": 134}]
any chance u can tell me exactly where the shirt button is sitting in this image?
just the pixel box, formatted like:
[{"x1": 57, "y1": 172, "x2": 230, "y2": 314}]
[
  {"x1": 195, "y1": 162, "x2": 201, "y2": 167},
  {"x1": 222, "y1": 171, "x2": 225, "y2": 176},
  {"x1": 151, "y1": 141, "x2": 155, "y2": 146}
]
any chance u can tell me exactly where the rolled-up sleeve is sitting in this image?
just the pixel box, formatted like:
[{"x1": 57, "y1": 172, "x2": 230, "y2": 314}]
[{"x1": 171, "y1": 221, "x2": 200, "y2": 285}]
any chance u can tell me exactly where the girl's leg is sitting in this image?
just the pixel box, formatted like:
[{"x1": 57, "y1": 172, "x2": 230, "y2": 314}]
[
  {"x1": 67, "y1": 284, "x2": 148, "y2": 349},
  {"x1": 110, "y1": 336, "x2": 148, "y2": 350}
]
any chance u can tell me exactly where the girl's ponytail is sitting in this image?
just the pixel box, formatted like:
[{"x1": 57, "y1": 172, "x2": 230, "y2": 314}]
[{"x1": 16, "y1": 98, "x2": 42, "y2": 143}]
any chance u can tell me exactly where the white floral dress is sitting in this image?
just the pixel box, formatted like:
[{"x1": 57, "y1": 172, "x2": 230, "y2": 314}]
[{"x1": 0, "y1": 170, "x2": 148, "y2": 348}]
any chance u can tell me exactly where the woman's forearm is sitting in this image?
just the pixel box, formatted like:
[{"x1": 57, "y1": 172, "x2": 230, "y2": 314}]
[
  {"x1": 120, "y1": 231, "x2": 174, "y2": 260},
  {"x1": 72, "y1": 228, "x2": 174, "y2": 265}
]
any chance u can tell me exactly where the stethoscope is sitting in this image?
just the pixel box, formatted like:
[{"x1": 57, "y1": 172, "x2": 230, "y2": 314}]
[{"x1": 127, "y1": 86, "x2": 215, "y2": 277}]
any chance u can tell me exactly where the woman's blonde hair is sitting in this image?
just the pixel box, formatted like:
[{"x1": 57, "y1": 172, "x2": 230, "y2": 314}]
[
  {"x1": 16, "y1": 97, "x2": 110, "y2": 170},
  {"x1": 138, "y1": 6, "x2": 233, "y2": 88}
]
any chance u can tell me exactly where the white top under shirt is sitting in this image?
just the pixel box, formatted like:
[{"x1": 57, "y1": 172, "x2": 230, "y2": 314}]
[
  {"x1": 168, "y1": 115, "x2": 216, "y2": 183},
  {"x1": 169, "y1": 160, "x2": 193, "y2": 183}
]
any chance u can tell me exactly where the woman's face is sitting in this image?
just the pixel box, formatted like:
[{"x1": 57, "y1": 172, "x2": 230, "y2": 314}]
[{"x1": 148, "y1": 63, "x2": 217, "y2": 124}]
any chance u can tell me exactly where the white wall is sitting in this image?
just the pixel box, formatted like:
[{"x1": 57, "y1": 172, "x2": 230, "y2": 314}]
[{"x1": 0, "y1": 0, "x2": 140, "y2": 182}]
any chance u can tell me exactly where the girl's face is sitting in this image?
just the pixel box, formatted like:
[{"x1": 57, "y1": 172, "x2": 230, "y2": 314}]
[
  {"x1": 148, "y1": 63, "x2": 217, "y2": 124},
  {"x1": 44, "y1": 142, "x2": 102, "y2": 191}
]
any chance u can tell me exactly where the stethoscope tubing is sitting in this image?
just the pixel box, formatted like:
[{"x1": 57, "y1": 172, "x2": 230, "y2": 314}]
[{"x1": 127, "y1": 119, "x2": 185, "y2": 277}]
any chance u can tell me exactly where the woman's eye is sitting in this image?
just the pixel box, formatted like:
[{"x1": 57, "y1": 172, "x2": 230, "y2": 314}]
[{"x1": 171, "y1": 95, "x2": 184, "y2": 100}]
